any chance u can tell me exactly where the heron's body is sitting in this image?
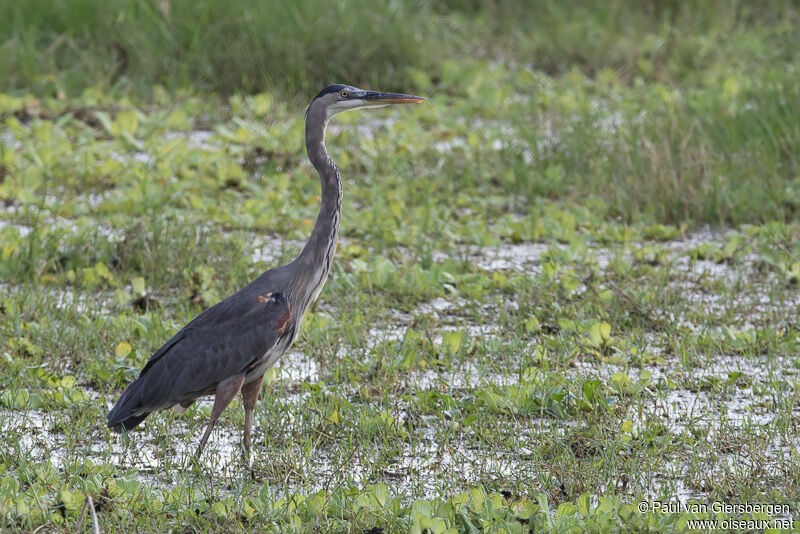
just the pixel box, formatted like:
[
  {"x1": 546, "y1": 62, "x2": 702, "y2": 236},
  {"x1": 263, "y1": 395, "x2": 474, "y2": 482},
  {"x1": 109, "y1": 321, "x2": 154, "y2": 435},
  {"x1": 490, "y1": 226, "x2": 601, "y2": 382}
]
[{"x1": 107, "y1": 84, "x2": 424, "y2": 457}]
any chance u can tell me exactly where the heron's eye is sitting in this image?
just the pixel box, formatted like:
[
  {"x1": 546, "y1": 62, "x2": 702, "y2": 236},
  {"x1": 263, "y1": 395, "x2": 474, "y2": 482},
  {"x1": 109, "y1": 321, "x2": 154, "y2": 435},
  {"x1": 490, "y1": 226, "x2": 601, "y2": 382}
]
[{"x1": 340, "y1": 91, "x2": 349, "y2": 98}]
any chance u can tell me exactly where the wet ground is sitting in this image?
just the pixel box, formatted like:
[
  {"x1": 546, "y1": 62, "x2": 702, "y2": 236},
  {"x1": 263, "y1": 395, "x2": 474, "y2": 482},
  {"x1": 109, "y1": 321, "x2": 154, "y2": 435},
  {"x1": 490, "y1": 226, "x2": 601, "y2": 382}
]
[{"x1": 2, "y1": 227, "x2": 797, "y2": 506}]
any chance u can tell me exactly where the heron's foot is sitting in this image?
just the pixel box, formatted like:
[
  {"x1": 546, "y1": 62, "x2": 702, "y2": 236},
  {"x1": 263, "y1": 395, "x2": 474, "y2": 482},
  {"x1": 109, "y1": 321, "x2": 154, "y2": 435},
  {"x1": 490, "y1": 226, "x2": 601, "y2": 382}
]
[
  {"x1": 238, "y1": 439, "x2": 254, "y2": 468},
  {"x1": 242, "y1": 446, "x2": 257, "y2": 480},
  {"x1": 186, "y1": 449, "x2": 204, "y2": 473},
  {"x1": 242, "y1": 438, "x2": 253, "y2": 463}
]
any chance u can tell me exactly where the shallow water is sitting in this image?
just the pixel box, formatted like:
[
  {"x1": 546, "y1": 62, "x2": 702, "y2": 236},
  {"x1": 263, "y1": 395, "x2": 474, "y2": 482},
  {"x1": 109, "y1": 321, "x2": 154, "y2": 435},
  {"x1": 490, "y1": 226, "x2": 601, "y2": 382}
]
[{"x1": 2, "y1": 226, "x2": 797, "y2": 505}]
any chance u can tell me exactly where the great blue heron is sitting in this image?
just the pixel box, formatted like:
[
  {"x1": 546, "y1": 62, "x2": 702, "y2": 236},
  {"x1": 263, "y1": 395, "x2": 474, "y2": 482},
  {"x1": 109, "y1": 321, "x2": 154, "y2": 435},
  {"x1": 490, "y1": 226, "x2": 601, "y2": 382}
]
[{"x1": 107, "y1": 85, "x2": 426, "y2": 458}]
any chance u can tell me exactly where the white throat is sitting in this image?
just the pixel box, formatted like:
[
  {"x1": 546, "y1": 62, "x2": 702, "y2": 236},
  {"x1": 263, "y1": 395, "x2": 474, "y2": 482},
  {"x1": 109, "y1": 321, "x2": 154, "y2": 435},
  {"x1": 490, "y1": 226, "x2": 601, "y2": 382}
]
[{"x1": 326, "y1": 99, "x2": 366, "y2": 120}]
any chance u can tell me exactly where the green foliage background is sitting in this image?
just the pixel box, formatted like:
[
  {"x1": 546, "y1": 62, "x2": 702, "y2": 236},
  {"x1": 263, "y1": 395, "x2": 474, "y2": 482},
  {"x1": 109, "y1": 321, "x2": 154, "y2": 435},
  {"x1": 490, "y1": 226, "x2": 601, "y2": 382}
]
[{"x1": 1, "y1": 0, "x2": 797, "y2": 96}]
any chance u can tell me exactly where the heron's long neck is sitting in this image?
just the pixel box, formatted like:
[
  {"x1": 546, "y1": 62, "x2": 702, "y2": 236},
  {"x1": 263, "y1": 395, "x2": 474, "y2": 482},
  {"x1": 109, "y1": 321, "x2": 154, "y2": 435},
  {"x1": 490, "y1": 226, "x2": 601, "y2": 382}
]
[{"x1": 293, "y1": 112, "x2": 342, "y2": 308}]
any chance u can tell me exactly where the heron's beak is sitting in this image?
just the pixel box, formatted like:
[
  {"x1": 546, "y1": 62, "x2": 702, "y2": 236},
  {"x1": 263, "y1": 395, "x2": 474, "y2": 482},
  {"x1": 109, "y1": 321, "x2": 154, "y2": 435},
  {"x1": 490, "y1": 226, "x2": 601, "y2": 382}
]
[{"x1": 362, "y1": 91, "x2": 427, "y2": 104}]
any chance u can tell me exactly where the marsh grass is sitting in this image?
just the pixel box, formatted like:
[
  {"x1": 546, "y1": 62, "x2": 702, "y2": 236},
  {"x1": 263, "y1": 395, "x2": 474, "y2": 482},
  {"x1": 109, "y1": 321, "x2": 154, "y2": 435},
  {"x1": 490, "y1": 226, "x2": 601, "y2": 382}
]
[
  {"x1": 0, "y1": 0, "x2": 435, "y2": 95},
  {"x1": 2, "y1": 92, "x2": 799, "y2": 529},
  {"x1": 507, "y1": 75, "x2": 800, "y2": 225},
  {"x1": 2, "y1": 0, "x2": 799, "y2": 96}
]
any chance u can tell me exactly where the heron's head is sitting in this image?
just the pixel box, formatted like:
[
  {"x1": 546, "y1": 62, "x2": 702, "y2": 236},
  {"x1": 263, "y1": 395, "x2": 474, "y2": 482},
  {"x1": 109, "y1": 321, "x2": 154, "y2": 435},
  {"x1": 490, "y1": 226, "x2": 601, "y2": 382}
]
[{"x1": 308, "y1": 84, "x2": 426, "y2": 121}]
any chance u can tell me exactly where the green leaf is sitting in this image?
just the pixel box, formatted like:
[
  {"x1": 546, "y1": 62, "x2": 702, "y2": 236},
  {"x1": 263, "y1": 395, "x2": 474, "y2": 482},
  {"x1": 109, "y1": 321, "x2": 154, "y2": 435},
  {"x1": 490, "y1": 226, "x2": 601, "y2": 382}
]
[
  {"x1": 556, "y1": 502, "x2": 578, "y2": 517},
  {"x1": 94, "y1": 111, "x2": 114, "y2": 135},
  {"x1": 115, "y1": 341, "x2": 132, "y2": 358},
  {"x1": 0, "y1": 389, "x2": 30, "y2": 409},
  {"x1": 114, "y1": 110, "x2": 140, "y2": 135},
  {"x1": 582, "y1": 379, "x2": 602, "y2": 404},
  {"x1": 327, "y1": 408, "x2": 340, "y2": 424},
  {"x1": 587, "y1": 323, "x2": 603, "y2": 347},
  {"x1": 441, "y1": 330, "x2": 464, "y2": 356},
  {"x1": 610, "y1": 372, "x2": 631, "y2": 393},
  {"x1": 370, "y1": 483, "x2": 388, "y2": 509},
  {"x1": 60, "y1": 376, "x2": 76, "y2": 389},
  {"x1": 621, "y1": 420, "x2": 634, "y2": 433},
  {"x1": 131, "y1": 276, "x2": 146, "y2": 295},
  {"x1": 577, "y1": 493, "x2": 591, "y2": 517},
  {"x1": 58, "y1": 488, "x2": 85, "y2": 513},
  {"x1": 524, "y1": 316, "x2": 540, "y2": 333},
  {"x1": 598, "y1": 322, "x2": 611, "y2": 342},
  {"x1": 94, "y1": 262, "x2": 115, "y2": 283}
]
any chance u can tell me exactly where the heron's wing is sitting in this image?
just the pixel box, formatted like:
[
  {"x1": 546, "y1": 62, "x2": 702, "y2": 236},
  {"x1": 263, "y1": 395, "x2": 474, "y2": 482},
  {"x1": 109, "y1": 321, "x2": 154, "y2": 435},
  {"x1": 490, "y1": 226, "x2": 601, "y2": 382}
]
[
  {"x1": 108, "y1": 297, "x2": 291, "y2": 425},
  {"x1": 140, "y1": 287, "x2": 266, "y2": 376},
  {"x1": 140, "y1": 299, "x2": 291, "y2": 405}
]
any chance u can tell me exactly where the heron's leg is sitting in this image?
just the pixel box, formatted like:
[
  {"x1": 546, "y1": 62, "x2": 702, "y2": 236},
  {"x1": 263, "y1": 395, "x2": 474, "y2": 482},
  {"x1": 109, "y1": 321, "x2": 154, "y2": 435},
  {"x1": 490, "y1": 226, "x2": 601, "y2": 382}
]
[
  {"x1": 195, "y1": 372, "x2": 246, "y2": 458},
  {"x1": 240, "y1": 374, "x2": 265, "y2": 455}
]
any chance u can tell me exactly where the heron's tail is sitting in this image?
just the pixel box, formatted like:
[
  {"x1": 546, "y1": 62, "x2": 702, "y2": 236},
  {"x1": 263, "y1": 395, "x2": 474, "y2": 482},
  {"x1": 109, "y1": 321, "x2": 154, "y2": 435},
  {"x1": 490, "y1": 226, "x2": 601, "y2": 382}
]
[{"x1": 107, "y1": 379, "x2": 150, "y2": 431}]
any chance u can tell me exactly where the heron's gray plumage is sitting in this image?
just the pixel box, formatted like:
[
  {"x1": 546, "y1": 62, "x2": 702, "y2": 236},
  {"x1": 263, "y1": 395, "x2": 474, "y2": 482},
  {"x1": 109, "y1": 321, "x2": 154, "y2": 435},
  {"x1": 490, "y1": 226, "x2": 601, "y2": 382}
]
[
  {"x1": 107, "y1": 293, "x2": 291, "y2": 429},
  {"x1": 106, "y1": 84, "x2": 425, "y2": 456}
]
